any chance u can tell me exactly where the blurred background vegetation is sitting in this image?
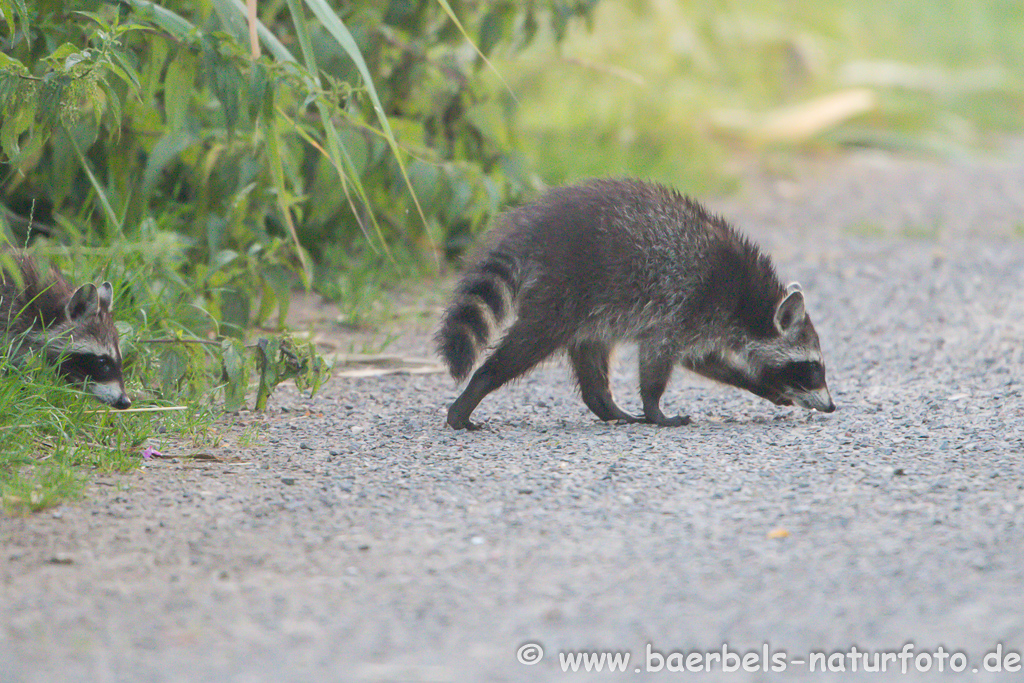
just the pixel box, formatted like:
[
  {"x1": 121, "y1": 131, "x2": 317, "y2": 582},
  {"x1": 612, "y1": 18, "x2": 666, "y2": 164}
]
[
  {"x1": 508, "y1": 0, "x2": 1024, "y2": 192},
  {"x1": 1, "y1": 0, "x2": 1023, "y2": 509},
  {"x1": 3, "y1": 0, "x2": 1023, "y2": 303}
]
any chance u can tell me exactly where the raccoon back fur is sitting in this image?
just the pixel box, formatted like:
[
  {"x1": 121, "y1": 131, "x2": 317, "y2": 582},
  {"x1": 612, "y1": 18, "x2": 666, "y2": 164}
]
[
  {"x1": 1, "y1": 252, "x2": 131, "y2": 409},
  {"x1": 436, "y1": 178, "x2": 834, "y2": 430}
]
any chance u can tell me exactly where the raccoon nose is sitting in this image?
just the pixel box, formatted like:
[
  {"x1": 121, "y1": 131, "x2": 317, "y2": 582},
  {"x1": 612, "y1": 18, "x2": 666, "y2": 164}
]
[
  {"x1": 821, "y1": 399, "x2": 836, "y2": 413},
  {"x1": 113, "y1": 395, "x2": 132, "y2": 410}
]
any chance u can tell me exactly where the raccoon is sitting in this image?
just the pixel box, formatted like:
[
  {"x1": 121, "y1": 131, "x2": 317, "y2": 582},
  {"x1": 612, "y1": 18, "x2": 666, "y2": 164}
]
[
  {"x1": 436, "y1": 178, "x2": 834, "y2": 430},
  {"x1": 1, "y1": 253, "x2": 131, "y2": 409}
]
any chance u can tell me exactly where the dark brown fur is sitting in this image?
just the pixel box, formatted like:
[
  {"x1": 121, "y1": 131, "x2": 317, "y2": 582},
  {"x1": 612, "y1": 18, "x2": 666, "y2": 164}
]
[{"x1": 437, "y1": 179, "x2": 834, "y2": 429}]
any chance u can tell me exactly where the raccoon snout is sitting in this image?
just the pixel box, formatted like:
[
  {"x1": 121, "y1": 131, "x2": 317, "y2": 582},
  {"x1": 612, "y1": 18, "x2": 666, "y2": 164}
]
[{"x1": 790, "y1": 389, "x2": 835, "y2": 413}]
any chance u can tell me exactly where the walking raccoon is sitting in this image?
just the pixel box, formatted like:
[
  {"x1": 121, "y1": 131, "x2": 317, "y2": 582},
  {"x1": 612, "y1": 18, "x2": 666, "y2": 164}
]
[
  {"x1": 436, "y1": 178, "x2": 834, "y2": 430},
  {"x1": 1, "y1": 252, "x2": 131, "y2": 409}
]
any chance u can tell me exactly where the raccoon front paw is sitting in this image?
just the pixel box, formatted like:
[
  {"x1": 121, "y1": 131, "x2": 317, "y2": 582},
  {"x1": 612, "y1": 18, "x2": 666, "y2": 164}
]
[
  {"x1": 645, "y1": 413, "x2": 691, "y2": 427},
  {"x1": 447, "y1": 414, "x2": 485, "y2": 430}
]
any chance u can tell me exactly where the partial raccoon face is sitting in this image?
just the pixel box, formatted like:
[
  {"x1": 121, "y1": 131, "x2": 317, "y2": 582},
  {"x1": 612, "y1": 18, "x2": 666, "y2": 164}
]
[
  {"x1": 58, "y1": 350, "x2": 131, "y2": 409},
  {"x1": 757, "y1": 357, "x2": 833, "y2": 412},
  {"x1": 687, "y1": 283, "x2": 835, "y2": 413},
  {"x1": 54, "y1": 282, "x2": 132, "y2": 410},
  {"x1": 747, "y1": 284, "x2": 834, "y2": 412}
]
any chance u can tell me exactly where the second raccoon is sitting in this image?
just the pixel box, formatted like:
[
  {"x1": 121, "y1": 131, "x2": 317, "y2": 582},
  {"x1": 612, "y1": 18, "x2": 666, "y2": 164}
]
[
  {"x1": 1, "y1": 253, "x2": 131, "y2": 409},
  {"x1": 436, "y1": 178, "x2": 834, "y2": 430}
]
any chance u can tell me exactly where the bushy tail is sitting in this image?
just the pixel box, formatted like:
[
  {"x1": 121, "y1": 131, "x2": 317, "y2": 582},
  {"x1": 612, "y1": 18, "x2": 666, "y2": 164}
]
[{"x1": 436, "y1": 250, "x2": 520, "y2": 381}]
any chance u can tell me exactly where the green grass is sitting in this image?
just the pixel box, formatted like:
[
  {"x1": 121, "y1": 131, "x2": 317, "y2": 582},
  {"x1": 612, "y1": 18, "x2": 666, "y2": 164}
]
[
  {"x1": 0, "y1": 350, "x2": 229, "y2": 515},
  {"x1": 0, "y1": 242, "x2": 326, "y2": 515},
  {"x1": 314, "y1": 238, "x2": 435, "y2": 329},
  {"x1": 0, "y1": 357, "x2": 142, "y2": 514},
  {"x1": 494, "y1": 0, "x2": 1024, "y2": 193}
]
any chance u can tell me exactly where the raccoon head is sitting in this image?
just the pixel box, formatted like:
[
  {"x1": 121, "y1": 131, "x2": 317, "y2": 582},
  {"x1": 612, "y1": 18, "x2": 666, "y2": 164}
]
[
  {"x1": 686, "y1": 283, "x2": 835, "y2": 413},
  {"x1": 53, "y1": 282, "x2": 132, "y2": 410}
]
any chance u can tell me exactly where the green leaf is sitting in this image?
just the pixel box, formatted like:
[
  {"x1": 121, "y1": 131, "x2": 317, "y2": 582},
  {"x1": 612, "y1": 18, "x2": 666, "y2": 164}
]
[
  {"x1": 406, "y1": 158, "x2": 442, "y2": 214},
  {"x1": 248, "y1": 61, "x2": 271, "y2": 122},
  {"x1": 45, "y1": 43, "x2": 81, "y2": 69},
  {"x1": 1, "y1": 0, "x2": 29, "y2": 47},
  {"x1": 478, "y1": 3, "x2": 515, "y2": 57},
  {"x1": 201, "y1": 36, "x2": 242, "y2": 130},
  {"x1": 0, "y1": 102, "x2": 32, "y2": 158},
  {"x1": 139, "y1": 34, "x2": 168, "y2": 102},
  {"x1": 37, "y1": 73, "x2": 69, "y2": 127},
  {"x1": 123, "y1": 0, "x2": 196, "y2": 40},
  {"x1": 0, "y1": 0, "x2": 15, "y2": 40},
  {"x1": 334, "y1": 125, "x2": 368, "y2": 176},
  {"x1": 142, "y1": 132, "x2": 194, "y2": 200},
  {"x1": 9, "y1": 128, "x2": 43, "y2": 172},
  {"x1": 254, "y1": 279, "x2": 277, "y2": 327},
  {"x1": 63, "y1": 51, "x2": 91, "y2": 71},
  {"x1": 219, "y1": 288, "x2": 249, "y2": 338},
  {"x1": 283, "y1": 0, "x2": 388, "y2": 258},
  {"x1": 210, "y1": 248, "x2": 241, "y2": 272},
  {"x1": 205, "y1": 216, "x2": 229, "y2": 257},
  {"x1": 254, "y1": 337, "x2": 279, "y2": 410},
  {"x1": 261, "y1": 266, "x2": 291, "y2": 326},
  {"x1": 0, "y1": 52, "x2": 28, "y2": 74},
  {"x1": 162, "y1": 53, "x2": 193, "y2": 131},
  {"x1": 72, "y1": 11, "x2": 111, "y2": 30},
  {"x1": 221, "y1": 339, "x2": 249, "y2": 411},
  {"x1": 159, "y1": 347, "x2": 187, "y2": 397},
  {"x1": 98, "y1": 77, "x2": 122, "y2": 130},
  {"x1": 8, "y1": 0, "x2": 26, "y2": 32},
  {"x1": 0, "y1": 68, "x2": 29, "y2": 116},
  {"x1": 107, "y1": 49, "x2": 143, "y2": 97},
  {"x1": 208, "y1": 0, "x2": 250, "y2": 47}
]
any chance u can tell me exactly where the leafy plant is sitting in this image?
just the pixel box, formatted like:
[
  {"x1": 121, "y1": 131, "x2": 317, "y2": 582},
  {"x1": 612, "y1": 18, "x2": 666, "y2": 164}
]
[
  {"x1": 0, "y1": 0, "x2": 595, "y2": 408},
  {"x1": 0, "y1": 0, "x2": 596, "y2": 273},
  {"x1": 0, "y1": 0, "x2": 596, "y2": 511}
]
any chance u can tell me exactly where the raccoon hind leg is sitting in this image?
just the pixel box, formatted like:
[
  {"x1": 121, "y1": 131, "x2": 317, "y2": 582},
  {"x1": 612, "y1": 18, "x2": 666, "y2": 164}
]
[
  {"x1": 447, "y1": 317, "x2": 564, "y2": 430},
  {"x1": 568, "y1": 340, "x2": 638, "y2": 423},
  {"x1": 638, "y1": 341, "x2": 691, "y2": 427}
]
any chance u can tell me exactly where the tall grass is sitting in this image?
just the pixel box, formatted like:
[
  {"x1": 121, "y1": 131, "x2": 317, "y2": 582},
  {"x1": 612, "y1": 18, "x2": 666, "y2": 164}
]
[{"x1": 0, "y1": 354, "x2": 145, "y2": 513}]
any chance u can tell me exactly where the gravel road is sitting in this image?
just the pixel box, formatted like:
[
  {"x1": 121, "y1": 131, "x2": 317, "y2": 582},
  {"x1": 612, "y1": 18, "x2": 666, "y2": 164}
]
[{"x1": 3, "y1": 144, "x2": 1024, "y2": 682}]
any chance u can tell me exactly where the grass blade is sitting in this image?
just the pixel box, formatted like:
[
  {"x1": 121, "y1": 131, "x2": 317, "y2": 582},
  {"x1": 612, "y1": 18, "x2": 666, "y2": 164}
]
[
  {"x1": 66, "y1": 128, "x2": 121, "y2": 236},
  {"x1": 300, "y1": 0, "x2": 436, "y2": 266},
  {"x1": 434, "y1": 0, "x2": 518, "y2": 103},
  {"x1": 283, "y1": 0, "x2": 390, "y2": 256}
]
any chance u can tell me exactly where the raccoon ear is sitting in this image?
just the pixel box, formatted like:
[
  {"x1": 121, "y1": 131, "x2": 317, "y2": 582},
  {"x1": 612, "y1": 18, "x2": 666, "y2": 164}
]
[
  {"x1": 98, "y1": 282, "x2": 114, "y2": 311},
  {"x1": 774, "y1": 288, "x2": 806, "y2": 335},
  {"x1": 786, "y1": 282, "x2": 802, "y2": 295},
  {"x1": 67, "y1": 283, "x2": 100, "y2": 322}
]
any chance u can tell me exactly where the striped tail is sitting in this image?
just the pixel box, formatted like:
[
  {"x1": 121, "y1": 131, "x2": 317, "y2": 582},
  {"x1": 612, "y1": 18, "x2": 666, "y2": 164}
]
[{"x1": 436, "y1": 250, "x2": 520, "y2": 381}]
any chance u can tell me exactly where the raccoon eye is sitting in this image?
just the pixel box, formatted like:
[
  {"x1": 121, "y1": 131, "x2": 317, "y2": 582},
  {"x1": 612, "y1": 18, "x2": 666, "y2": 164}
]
[
  {"x1": 777, "y1": 360, "x2": 825, "y2": 390},
  {"x1": 61, "y1": 353, "x2": 118, "y2": 383}
]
